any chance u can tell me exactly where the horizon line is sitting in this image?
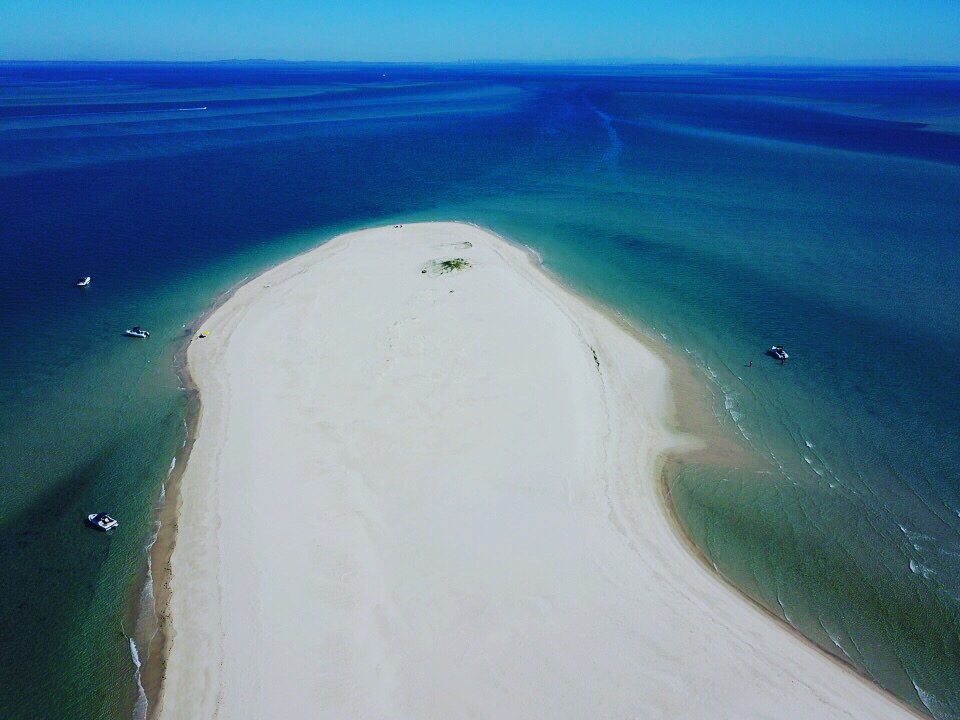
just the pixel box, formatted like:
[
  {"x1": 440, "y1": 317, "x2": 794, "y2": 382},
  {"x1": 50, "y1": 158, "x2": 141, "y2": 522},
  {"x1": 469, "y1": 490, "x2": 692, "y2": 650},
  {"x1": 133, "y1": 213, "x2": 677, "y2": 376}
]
[{"x1": 2, "y1": 57, "x2": 960, "y2": 69}]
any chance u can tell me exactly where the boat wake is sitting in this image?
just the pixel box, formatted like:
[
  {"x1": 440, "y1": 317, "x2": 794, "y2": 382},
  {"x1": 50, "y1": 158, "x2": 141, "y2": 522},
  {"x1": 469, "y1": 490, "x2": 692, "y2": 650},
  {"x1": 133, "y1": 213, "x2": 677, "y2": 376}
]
[
  {"x1": 584, "y1": 101, "x2": 622, "y2": 170},
  {"x1": 8, "y1": 106, "x2": 208, "y2": 121}
]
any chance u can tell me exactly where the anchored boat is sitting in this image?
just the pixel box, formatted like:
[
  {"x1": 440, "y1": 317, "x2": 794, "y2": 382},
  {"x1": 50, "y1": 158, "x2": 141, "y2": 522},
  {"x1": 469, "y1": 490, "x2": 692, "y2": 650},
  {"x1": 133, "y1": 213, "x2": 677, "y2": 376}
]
[
  {"x1": 86, "y1": 513, "x2": 119, "y2": 532},
  {"x1": 124, "y1": 326, "x2": 150, "y2": 339},
  {"x1": 767, "y1": 345, "x2": 789, "y2": 363}
]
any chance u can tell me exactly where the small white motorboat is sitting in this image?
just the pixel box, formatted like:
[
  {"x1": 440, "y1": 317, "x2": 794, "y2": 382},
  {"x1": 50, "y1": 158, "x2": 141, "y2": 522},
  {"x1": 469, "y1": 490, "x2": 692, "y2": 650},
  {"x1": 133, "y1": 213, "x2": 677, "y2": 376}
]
[
  {"x1": 767, "y1": 345, "x2": 789, "y2": 363},
  {"x1": 76, "y1": 276, "x2": 91, "y2": 287},
  {"x1": 86, "y1": 512, "x2": 119, "y2": 532},
  {"x1": 124, "y1": 326, "x2": 150, "y2": 339}
]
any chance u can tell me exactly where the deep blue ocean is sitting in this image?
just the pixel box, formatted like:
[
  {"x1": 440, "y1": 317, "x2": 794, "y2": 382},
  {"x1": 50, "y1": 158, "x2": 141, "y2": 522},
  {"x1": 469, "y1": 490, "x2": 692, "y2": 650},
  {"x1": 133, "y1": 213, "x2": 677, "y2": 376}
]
[{"x1": 1, "y1": 62, "x2": 959, "y2": 719}]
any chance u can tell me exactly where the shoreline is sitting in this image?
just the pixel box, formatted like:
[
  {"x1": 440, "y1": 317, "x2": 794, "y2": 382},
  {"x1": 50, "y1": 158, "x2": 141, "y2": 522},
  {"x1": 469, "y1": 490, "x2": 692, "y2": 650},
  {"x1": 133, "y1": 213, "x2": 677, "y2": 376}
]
[
  {"x1": 488, "y1": 226, "x2": 924, "y2": 717},
  {"x1": 141, "y1": 252, "x2": 315, "y2": 719},
  {"x1": 147, "y1": 222, "x2": 916, "y2": 719}
]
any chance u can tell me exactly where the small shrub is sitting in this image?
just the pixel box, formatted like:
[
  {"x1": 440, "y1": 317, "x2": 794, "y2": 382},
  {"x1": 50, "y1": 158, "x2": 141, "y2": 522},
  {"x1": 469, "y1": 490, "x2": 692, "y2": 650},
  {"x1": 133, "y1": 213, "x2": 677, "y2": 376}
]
[{"x1": 439, "y1": 258, "x2": 470, "y2": 272}]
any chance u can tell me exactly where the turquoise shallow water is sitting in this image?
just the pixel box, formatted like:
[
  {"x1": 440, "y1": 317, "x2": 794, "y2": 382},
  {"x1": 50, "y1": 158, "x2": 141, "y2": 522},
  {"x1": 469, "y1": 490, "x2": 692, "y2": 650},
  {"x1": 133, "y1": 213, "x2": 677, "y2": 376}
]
[{"x1": 1, "y1": 63, "x2": 959, "y2": 718}]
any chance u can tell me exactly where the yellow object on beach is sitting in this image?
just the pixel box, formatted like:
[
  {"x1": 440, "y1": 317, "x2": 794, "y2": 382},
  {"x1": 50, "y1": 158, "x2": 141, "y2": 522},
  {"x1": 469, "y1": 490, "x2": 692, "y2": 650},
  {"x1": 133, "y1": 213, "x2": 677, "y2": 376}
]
[{"x1": 199, "y1": 331, "x2": 209, "y2": 338}]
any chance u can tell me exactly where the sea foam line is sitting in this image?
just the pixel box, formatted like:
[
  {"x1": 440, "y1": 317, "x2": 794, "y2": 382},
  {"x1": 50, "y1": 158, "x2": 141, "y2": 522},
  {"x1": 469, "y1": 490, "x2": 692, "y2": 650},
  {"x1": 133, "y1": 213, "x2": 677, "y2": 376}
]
[
  {"x1": 130, "y1": 636, "x2": 148, "y2": 720},
  {"x1": 129, "y1": 455, "x2": 177, "y2": 720}
]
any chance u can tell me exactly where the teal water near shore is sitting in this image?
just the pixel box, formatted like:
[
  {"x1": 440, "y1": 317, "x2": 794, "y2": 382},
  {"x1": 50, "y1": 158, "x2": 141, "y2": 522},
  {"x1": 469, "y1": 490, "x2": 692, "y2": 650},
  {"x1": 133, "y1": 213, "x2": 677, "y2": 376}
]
[{"x1": 1, "y1": 63, "x2": 959, "y2": 718}]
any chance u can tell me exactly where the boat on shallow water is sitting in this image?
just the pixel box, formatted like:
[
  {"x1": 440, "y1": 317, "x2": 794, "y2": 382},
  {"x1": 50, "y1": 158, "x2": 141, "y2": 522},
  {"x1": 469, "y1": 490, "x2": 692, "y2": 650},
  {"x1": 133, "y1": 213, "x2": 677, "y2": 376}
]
[
  {"x1": 124, "y1": 326, "x2": 150, "y2": 339},
  {"x1": 86, "y1": 513, "x2": 118, "y2": 532},
  {"x1": 767, "y1": 345, "x2": 789, "y2": 363},
  {"x1": 76, "y1": 276, "x2": 91, "y2": 287}
]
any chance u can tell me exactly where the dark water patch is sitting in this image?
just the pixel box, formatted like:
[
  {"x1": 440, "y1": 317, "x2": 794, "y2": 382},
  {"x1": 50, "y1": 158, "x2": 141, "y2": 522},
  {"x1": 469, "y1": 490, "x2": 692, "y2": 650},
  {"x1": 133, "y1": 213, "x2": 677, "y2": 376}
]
[
  {"x1": 0, "y1": 412, "x2": 181, "y2": 719},
  {"x1": 602, "y1": 77, "x2": 960, "y2": 166},
  {"x1": 669, "y1": 460, "x2": 960, "y2": 715}
]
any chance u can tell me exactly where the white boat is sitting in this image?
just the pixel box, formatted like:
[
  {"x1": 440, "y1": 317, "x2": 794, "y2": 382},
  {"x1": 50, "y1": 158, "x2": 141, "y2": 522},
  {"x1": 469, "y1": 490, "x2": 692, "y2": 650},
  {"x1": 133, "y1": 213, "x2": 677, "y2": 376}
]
[
  {"x1": 124, "y1": 326, "x2": 150, "y2": 339},
  {"x1": 767, "y1": 345, "x2": 789, "y2": 363},
  {"x1": 86, "y1": 513, "x2": 119, "y2": 532},
  {"x1": 76, "y1": 276, "x2": 91, "y2": 287}
]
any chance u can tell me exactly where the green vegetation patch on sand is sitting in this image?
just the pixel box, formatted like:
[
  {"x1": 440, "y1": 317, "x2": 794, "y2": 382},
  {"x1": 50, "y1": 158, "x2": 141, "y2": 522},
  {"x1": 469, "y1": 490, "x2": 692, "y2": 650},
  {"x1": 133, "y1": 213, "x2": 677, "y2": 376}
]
[{"x1": 422, "y1": 257, "x2": 472, "y2": 276}]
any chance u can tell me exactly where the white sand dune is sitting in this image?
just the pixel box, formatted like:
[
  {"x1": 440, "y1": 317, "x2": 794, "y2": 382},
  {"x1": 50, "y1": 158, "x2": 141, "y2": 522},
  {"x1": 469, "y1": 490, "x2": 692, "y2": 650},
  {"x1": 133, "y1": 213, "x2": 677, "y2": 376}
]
[{"x1": 159, "y1": 222, "x2": 911, "y2": 719}]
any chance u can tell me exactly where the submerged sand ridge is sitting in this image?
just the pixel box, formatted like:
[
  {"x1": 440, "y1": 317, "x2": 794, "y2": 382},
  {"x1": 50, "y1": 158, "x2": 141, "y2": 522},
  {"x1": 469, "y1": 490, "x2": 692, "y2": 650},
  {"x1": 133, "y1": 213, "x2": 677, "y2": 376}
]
[{"x1": 159, "y1": 223, "x2": 910, "y2": 719}]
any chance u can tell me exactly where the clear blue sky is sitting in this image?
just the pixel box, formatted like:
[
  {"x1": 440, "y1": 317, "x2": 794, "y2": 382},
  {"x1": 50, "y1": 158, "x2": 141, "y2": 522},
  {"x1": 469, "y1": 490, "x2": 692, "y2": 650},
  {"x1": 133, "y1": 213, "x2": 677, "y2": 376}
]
[{"x1": 3, "y1": 0, "x2": 959, "y2": 64}]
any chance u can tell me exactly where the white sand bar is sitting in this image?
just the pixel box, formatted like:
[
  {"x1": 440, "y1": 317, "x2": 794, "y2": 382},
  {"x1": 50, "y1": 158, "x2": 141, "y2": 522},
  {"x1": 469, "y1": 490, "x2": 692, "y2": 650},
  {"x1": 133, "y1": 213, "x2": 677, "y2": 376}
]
[{"x1": 160, "y1": 222, "x2": 910, "y2": 719}]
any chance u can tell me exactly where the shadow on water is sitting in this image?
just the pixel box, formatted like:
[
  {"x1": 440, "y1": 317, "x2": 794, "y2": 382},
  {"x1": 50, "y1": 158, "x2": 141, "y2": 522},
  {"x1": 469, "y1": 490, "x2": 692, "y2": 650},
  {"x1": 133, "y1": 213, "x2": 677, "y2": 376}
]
[
  {"x1": 0, "y1": 446, "x2": 130, "y2": 718},
  {"x1": 0, "y1": 399, "x2": 186, "y2": 719}
]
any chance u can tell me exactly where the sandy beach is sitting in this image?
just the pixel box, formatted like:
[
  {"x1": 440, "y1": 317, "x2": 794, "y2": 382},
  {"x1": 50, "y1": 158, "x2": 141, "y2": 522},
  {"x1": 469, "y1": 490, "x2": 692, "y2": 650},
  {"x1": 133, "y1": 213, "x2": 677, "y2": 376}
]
[{"x1": 158, "y1": 222, "x2": 910, "y2": 719}]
